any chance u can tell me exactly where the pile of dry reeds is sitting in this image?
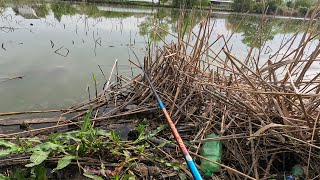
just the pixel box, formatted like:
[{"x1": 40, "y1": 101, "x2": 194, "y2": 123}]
[
  {"x1": 1, "y1": 7, "x2": 320, "y2": 180},
  {"x1": 120, "y1": 10, "x2": 320, "y2": 179}
]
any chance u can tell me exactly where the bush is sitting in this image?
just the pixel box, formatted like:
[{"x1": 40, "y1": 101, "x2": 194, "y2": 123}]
[
  {"x1": 298, "y1": 5, "x2": 309, "y2": 15},
  {"x1": 173, "y1": 0, "x2": 210, "y2": 8},
  {"x1": 232, "y1": 0, "x2": 254, "y2": 12},
  {"x1": 199, "y1": 0, "x2": 210, "y2": 6},
  {"x1": 286, "y1": 1, "x2": 294, "y2": 8},
  {"x1": 267, "y1": 0, "x2": 281, "y2": 13},
  {"x1": 253, "y1": 1, "x2": 264, "y2": 13},
  {"x1": 278, "y1": 5, "x2": 298, "y2": 16},
  {"x1": 294, "y1": 0, "x2": 312, "y2": 8},
  {"x1": 233, "y1": 0, "x2": 283, "y2": 14}
]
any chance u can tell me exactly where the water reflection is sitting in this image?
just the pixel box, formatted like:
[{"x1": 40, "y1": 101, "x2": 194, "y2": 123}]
[
  {"x1": 6, "y1": 1, "x2": 314, "y2": 46},
  {"x1": 226, "y1": 14, "x2": 319, "y2": 48},
  {"x1": 138, "y1": 8, "x2": 171, "y2": 41}
]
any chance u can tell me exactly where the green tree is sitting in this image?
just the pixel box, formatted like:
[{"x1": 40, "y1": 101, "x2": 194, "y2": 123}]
[
  {"x1": 33, "y1": 4, "x2": 49, "y2": 18},
  {"x1": 232, "y1": 0, "x2": 254, "y2": 12},
  {"x1": 294, "y1": 0, "x2": 312, "y2": 8},
  {"x1": 50, "y1": 2, "x2": 78, "y2": 22},
  {"x1": 294, "y1": 0, "x2": 313, "y2": 15},
  {"x1": 267, "y1": 0, "x2": 283, "y2": 13},
  {"x1": 232, "y1": 0, "x2": 283, "y2": 14},
  {"x1": 173, "y1": 0, "x2": 209, "y2": 8},
  {"x1": 139, "y1": 9, "x2": 170, "y2": 41},
  {"x1": 226, "y1": 15, "x2": 278, "y2": 48}
]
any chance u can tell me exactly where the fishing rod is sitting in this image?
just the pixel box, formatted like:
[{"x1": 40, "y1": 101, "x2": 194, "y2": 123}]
[{"x1": 132, "y1": 52, "x2": 203, "y2": 180}]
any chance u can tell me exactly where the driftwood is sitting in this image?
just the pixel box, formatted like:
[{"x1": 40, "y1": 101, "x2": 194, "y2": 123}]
[{"x1": 0, "y1": 117, "x2": 66, "y2": 126}]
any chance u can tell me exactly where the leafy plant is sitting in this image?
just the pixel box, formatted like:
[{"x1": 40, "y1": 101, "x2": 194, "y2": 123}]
[
  {"x1": 0, "y1": 140, "x2": 22, "y2": 157},
  {"x1": 52, "y1": 155, "x2": 76, "y2": 172},
  {"x1": 173, "y1": 0, "x2": 210, "y2": 8},
  {"x1": 83, "y1": 172, "x2": 104, "y2": 180},
  {"x1": 0, "y1": 114, "x2": 164, "y2": 179},
  {"x1": 110, "y1": 130, "x2": 121, "y2": 144},
  {"x1": 31, "y1": 164, "x2": 47, "y2": 180},
  {"x1": 12, "y1": 168, "x2": 27, "y2": 180},
  {"x1": 0, "y1": 173, "x2": 9, "y2": 180},
  {"x1": 133, "y1": 125, "x2": 165, "y2": 144},
  {"x1": 25, "y1": 150, "x2": 50, "y2": 167},
  {"x1": 81, "y1": 106, "x2": 94, "y2": 134}
]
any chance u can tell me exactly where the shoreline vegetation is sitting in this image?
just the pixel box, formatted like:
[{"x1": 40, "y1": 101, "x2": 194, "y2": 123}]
[
  {"x1": 58, "y1": 0, "x2": 319, "y2": 17},
  {"x1": 0, "y1": 0, "x2": 320, "y2": 180}
]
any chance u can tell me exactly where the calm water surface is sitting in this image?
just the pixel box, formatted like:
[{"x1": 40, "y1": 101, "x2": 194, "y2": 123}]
[{"x1": 0, "y1": 1, "x2": 318, "y2": 112}]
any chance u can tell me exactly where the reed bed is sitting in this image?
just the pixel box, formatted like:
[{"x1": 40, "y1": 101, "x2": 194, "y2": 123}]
[{"x1": 1, "y1": 8, "x2": 320, "y2": 180}]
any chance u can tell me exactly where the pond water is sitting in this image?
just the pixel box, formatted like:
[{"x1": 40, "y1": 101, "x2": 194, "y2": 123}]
[{"x1": 0, "y1": 1, "x2": 318, "y2": 113}]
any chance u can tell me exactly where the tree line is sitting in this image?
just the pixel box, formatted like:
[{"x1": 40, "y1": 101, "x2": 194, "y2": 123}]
[{"x1": 232, "y1": 0, "x2": 318, "y2": 16}]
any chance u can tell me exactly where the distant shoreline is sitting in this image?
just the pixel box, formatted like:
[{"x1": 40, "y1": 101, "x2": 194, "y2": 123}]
[{"x1": 54, "y1": 0, "x2": 313, "y2": 20}]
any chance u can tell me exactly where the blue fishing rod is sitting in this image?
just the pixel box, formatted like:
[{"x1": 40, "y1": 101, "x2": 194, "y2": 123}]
[{"x1": 133, "y1": 52, "x2": 203, "y2": 180}]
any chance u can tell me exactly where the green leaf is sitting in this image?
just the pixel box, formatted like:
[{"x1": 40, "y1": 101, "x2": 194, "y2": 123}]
[
  {"x1": 95, "y1": 129, "x2": 110, "y2": 137},
  {"x1": 27, "y1": 138, "x2": 42, "y2": 143},
  {"x1": 0, "y1": 173, "x2": 9, "y2": 180},
  {"x1": 26, "y1": 150, "x2": 50, "y2": 167},
  {"x1": 110, "y1": 130, "x2": 120, "y2": 144},
  {"x1": 149, "y1": 125, "x2": 165, "y2": 137},
  {"x1": 40, "y1": 142, "x2": 63, "y2": 151},
  {"x1": 0, "y1": 140, "x2": 20, "y2": 157},
  {"x1": 137, "y1": 125, "x2": 145, "y2": 136},
  {"x1": 13, "y1": 168, "x2": 27, "y2": 180},
  {"x1": 0, "y1": 140, "x2": 18, "y2": 148},
  {"x1": 34, "y1": 164, "x2": 47, "y2": 180},
  {"x1": 137, "y1": 145, "x2": 145, "y2": 152},
  {"x1": 123, "y1": 150, "x2": 131, "y2": 160},
  {"x1": 53, "y1": 132, "x2": 81, "y2": 142},
  {"x1": 92, "y1": 73, "x2": 97, "y2": 82},
  {"x1": 28, "y1": 142, "x2": 64, "y2": 153},
  {"x1": 111, "y1": 149, "x2": 120, "y2": 155},
  {"x1": 173, "y1": 165, "x2": 180, "y2": 171},
  {"x1": 52, "y1": 155, "x2": 76, "y2": 172},
  {"x1": 25, "y1": 163, "x2": 37, "y2": 167},
  {"x1": 81, "y1": 106, "x2": 93, "y2": 132},
  {"x1": 165, "y1": 162, "x2": 172, "y2": 167},
  {"x1": 0, "y1": 149, "x2": 14, "y2": 157},
  {"x1": 83, "y1": 172, "x2": 104, "y2": 180},
  {"x1": 178, "y1": 173, "x2": 187, "y2": 180},
  {"x1": 158, "y1": 140, "x2": 169, "y2": 148},
  {"x1": 182, "y1": 13, "x2": 191, "y2": 38},
  {"x1": 122, "y1": 174, "x2": 136, "y2": 180},
  {"x1": 158, "y1": 158, "x2": 165, "y2": 163}
]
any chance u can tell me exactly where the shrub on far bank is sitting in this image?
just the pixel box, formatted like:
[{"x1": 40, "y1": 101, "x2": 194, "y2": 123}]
[
  {"x1": 232, "y1": 0, "x2": 254, "y2": 12},
  {"x1": 268, "y1": 0, "x2": 282, "y2": 13},
  {"x1": 173, "y1": 0, "x2": 210, "y2": 8},
  {"x1": 232, "y1": 0, "x2": 283, "y2": 14},
  {"x1": 294, "y1": 0, "x2": 312, "y2": 8},
  {"x1": 232, "y1": 0, "x2": 317, "y2": 17},
  {"x1": 298, "y1": 5, "x2": 309, "y2": 15}
]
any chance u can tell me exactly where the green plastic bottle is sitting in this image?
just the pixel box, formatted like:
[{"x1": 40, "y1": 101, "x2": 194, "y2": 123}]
[
  {"x1": 200, "y1": 134, "x2": 222, "y2": 177},
  {"x1": 291, "y1": 164, "x2": 304, "y2": 179}
]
